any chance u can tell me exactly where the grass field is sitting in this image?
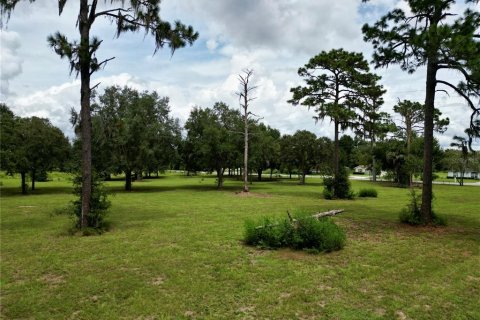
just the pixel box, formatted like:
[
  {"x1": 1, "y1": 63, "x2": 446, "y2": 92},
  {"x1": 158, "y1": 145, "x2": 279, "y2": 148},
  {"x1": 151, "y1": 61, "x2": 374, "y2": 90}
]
[{"x1": 1, "y1": 173, "x2": 479, "y2": 319}]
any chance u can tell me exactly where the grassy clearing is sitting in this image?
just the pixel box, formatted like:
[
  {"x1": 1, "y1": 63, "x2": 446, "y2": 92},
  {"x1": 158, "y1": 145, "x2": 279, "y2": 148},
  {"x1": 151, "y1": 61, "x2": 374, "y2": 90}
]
[{"x1": 1, "y1": 173, "x2": 479, "y2": 319}]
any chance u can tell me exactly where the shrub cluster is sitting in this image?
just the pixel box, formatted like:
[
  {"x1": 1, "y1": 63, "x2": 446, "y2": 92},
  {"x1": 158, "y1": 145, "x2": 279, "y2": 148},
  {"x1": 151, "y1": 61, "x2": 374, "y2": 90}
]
[
  {"x1": 70, "y1": 173, "x2": 111, "y2": 233},
  {"x1": 358, "y1": 188, "x2": 378, "y2": 198},
  {"x1": 323, "y1": 168, "x2": 355, "y2": 200},
  {"x1": 399, "y1": 189, "x2": 446, "y2": 226},
  {"x1": 244, "y1": 213, "x2": 346, "y2": 253}
]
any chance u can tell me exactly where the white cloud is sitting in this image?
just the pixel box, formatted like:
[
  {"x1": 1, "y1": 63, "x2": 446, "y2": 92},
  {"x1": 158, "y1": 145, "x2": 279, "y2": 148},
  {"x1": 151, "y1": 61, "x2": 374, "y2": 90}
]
[{"x1": 0, "y1": 30, "x2": 23, "y2": 96}]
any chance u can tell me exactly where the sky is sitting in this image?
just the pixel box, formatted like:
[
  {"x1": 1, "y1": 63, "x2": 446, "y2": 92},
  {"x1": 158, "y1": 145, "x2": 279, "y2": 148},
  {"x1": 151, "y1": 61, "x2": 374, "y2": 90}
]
[{"x1": 0, "y1": 0, "x2": 478, "y2": 149}]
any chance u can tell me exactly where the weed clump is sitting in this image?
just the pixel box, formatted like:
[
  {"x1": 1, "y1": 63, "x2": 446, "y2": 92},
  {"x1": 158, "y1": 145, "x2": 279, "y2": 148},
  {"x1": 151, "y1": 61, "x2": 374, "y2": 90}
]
[
  {"x1": 358, "y1": 188, "x2": 378, "y2": 198},
  {"x1": 244, "y1": 211, "x2": 346, "y2": 253},
  {"x1": 399, "y1": 189, "x2": 446, "y2": 226}
]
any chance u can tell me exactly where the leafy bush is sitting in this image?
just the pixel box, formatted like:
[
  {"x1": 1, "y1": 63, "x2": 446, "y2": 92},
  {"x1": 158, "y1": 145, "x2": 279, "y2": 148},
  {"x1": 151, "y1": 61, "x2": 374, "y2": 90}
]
[
  {"x1": 358, "y1": 188, "x2": 378, "y2": 198},
  {"x1": 244, "y1": 212, "x2": 346, "y2": 252},
  {"x1": 399, "y1": 189, "x2": 446, "y2": 226},
  {"x1": 323, "y1": 168, "x2": 354, "y2": 200},
  {"x1": 70, "y1": 172, "x2": 111, "y2": 233}
]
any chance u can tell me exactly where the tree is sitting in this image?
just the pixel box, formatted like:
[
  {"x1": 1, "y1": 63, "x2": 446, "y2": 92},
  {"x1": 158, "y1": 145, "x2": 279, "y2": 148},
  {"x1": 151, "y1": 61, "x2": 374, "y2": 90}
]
[
  {"x1": 354, "y1": 80, "x2": 393, "y2": 182},
  {"x1": 90, "y1": 86, "x2": 179, "y2": 191},
  {"x1": 288, "y1": 49, "x2": 379, "y2": 195},
  {"x1": 362, "y1": 0, "x2": 479, "y2": 223},
  {"x1": 184, "y1": 103, "x2": 242, "y2": 189},
  {"x1": 279, "y1": 134, "x2": 297, "y2": 179},
  {"x1": 450, "y1": 135, "x2": 470, "y2": 185},
  {"x1": 289, "y1": 130, "x2": 318, "y2": 185},
  {"x1": 393, "y1": 99, "x2": 449, "y2": 185},
  {"x1": 0, "y1": 105, "x2": 70, "y2": 194},
  {"x1": 1, "y1": 0, "x2": 198, "y2": 228},
  {"x1": 249, "y1": 123, "x2": 280, "y2": 181},
  {"x1": 236, "y1": 69, "x2": 258, "y2": 192}
]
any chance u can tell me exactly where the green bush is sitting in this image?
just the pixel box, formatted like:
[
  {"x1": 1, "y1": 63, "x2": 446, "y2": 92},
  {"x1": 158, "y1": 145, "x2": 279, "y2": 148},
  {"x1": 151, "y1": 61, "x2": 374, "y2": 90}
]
[
  {"x1": 323, "y1": 168, "x2": 354, "y2": 200},
  {"x1": 399, "y1": 189, "x2": 446, "y2": 226},
  {"x1": 70, "y1": 172, "x2": 111, "y2": 232},
  {"x1": 244, "y1": 212, "x2": 346, "y2": 252},
  {"x1": 358, "y1": 188, "x2": 378, "y2": 198}
]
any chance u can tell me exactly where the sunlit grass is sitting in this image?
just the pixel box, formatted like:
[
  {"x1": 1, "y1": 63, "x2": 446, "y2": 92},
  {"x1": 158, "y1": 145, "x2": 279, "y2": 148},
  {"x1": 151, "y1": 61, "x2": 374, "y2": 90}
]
[{"x1": 1, "y1": 173, "x2": 479, "y2": 319}]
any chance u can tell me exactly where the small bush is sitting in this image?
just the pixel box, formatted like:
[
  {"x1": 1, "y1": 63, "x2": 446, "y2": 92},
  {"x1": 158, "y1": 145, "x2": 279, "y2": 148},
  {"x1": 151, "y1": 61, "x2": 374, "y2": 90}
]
[
  {"x1": 70, "y1": 172, "x2": 111, "y2": 232},
  {"x1": 323, "y1": 168, "x2": 355, "y2": 200},
  {"x1": 358, "y1": 188, "x2": 378, "y2": 198},
  {"x1": 399, "y1": 189, "x2": 446, "y2": 226},
  {"x1": 244, "y1": 212, "x2": 346, "y2": 252}
]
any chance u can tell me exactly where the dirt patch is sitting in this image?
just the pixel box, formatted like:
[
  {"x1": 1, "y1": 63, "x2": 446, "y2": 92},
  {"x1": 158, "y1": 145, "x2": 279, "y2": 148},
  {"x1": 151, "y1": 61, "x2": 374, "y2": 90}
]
[
  {"x1": 40, "y1": 273, "x2": 65, "y2": 286},
  {"x1": 276, "y1": 249, "x2": 316, "y2": 261},
  {"x1": 395, "y1": 310, "x2": 407, "y2": 320},
  {"x1": 233, "y1": 191, "x2": 272, "y2": 198},
  {"x1": 151, "y1": 276, "x2": 165, "y2": 286}
]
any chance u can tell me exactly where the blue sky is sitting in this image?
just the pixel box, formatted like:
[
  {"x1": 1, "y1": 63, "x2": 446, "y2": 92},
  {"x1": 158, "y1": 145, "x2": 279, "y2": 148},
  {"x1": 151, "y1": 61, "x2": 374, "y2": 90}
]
[{"x1": 1, "y1": 0, "x2": 478, "y2": 149}]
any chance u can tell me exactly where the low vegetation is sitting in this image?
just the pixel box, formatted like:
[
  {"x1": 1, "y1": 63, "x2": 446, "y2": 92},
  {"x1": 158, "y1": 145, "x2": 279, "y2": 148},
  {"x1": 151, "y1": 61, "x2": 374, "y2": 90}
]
[
  {"x1": 244, "y1": 211, "x2": 346, "y2": 252},
  {"x1": 358, "y1": 188, "x2": 378, "y2": 198},
  {"x1": 1, "y1": 173, "x2": 479, "y2": 319},
  {"x1": 399, "y1": 189, "x2": 446, "y2": 226}
]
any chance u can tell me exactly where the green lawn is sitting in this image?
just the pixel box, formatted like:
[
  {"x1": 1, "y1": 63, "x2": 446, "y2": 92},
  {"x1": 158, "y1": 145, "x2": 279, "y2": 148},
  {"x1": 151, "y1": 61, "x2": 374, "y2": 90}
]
[{"x1": 1, "y1": 173, "x2": 479, "y2": 319}]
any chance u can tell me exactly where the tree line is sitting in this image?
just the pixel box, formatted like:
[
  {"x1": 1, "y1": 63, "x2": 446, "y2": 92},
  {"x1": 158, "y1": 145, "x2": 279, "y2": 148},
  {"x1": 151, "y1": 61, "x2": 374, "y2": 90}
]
[{"x1": 2, "y1": 85, "x2": 477, "y2": 194}]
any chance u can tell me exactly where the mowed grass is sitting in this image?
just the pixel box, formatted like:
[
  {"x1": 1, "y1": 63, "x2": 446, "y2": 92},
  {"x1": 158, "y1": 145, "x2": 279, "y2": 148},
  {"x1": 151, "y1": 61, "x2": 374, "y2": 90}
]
[{"x1": 1, "y1": 173, "x2": 479, "y2": 319}]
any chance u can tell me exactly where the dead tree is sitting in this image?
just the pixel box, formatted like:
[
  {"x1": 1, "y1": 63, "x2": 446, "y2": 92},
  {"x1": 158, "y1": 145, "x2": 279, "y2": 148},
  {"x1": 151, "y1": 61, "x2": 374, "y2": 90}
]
[{"x1": 237, "y1": 69, "x2": 258, "y2": 193}]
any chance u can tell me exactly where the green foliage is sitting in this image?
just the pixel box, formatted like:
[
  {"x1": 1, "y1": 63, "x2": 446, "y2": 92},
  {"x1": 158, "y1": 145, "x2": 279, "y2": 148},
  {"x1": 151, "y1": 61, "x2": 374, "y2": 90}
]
[
  {"x1": 70, "y1": 173, "x2": 111, "y2": 232},
  {"x1": 323, "y1": 168, "x2": 354, "y2": 200},
  {"x1": 184, "y1": 102, "x2": 243, "y2": 188},
  {"x1": 244, "y1": 212, "x2": 346, "y2": 253},
  {"x1": 358, "y1": 188, "x2": 378, "y2": 198},
  {"x1": 399, "y1": 189, "x2": 446, "y2": 226}
]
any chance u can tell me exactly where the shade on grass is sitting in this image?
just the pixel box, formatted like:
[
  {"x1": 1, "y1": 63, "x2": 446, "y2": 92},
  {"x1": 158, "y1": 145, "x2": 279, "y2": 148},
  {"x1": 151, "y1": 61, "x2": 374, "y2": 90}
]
[{"x1": 1, "y1": 173, "x2": 479, "y2": 319}]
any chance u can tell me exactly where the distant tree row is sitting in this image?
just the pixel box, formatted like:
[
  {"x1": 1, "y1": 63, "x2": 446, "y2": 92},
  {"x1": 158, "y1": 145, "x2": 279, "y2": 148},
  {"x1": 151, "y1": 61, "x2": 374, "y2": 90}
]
[
  {"x1": 2, "y1": 85, "x2": 475, "y2": 193},
  {"x1": 0, "y1": 104, "x2": 70, "y2": 194}
]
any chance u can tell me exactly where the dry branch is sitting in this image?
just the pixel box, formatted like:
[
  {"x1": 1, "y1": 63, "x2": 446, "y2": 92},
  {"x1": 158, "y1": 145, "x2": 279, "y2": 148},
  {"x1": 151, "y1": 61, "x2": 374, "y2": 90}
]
[{"x1": 255, "y1": 209, "x2": 345, "y2": 229}]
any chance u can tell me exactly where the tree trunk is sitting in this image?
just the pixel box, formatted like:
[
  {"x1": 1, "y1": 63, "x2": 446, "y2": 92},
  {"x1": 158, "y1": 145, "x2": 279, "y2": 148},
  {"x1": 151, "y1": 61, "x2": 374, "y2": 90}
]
[
  {"x1": 270, "y1": 168, "x2": 273, "y2": 179},
  {"x1": 79, "y1": 0, "x2": 92, "y2": 228},
  {"x1": 21, "y1": 171, "x2": 27, "y2": 195},
  {"x1": 421, "y1": 59, "x2": 437, "y2": 223},
  {"x1": 300, "y1": 171, "x2": 306, "y2": 185},
  {"x1": 217, "y1": 167, "x2": 224, "y2": 189},
  {"x1": 243, "y1": 112, "x2": 249, "y2": 192},
  {"x1": 257, "y1": 169, "x2": 262, "y2": 181},
  {"x1": 125, "y1": 169, "x2": 132, "y2": 191},
  {"x1": 334, "y1": 120, "x2": 340, "y2": 178},
  {"x1": 289, "y1": 171, "x2": 292, "y2": 179},
  {"x1": 31, "y1": 169, "x2": 36, "y2": 191}
]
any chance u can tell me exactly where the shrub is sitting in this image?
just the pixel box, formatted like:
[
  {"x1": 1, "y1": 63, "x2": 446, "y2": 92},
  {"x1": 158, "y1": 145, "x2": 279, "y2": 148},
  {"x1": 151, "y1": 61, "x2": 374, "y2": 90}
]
[
  {"x1": 399, "y1": 189, "x2": 446, "y2": 226},
  {"x1": 70, "y1": 172, "x2": 111, "y2": 233},
  {"x1": 244, "y1": 212, "x2": 346, "y2": 252},
  {"x1": 294, "y1": 217, "x2": 346, "y2": 252},
  {"x1": 323, "y1": 168, "x2": 355, "y2": 200},
  {"x1": 358, "y1": 188, "x2": 378, "y2": 198}
]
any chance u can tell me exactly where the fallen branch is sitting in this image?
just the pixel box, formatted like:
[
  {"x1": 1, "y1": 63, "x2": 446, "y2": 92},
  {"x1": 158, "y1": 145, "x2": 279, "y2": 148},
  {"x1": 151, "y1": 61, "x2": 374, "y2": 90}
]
[
  {"x1": 312, "y1": 209, "x2": 345, "y2": 219},
  {"x1": 255, "y1": 209, "x2": 345, "y2": 229}
]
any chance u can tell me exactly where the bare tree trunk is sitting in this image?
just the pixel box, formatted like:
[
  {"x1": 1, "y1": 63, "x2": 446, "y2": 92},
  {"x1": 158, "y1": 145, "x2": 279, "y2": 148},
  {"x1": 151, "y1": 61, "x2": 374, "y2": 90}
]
[
  {"x1": 79, "y1": 0, "x2": 92, "y2": 228},
  {"x1": 125, "y1": 169, "x2": 132, "y2": 191},
  {"x1": 257, "y1": 169, "x2": 262, "y2": 181},
  {"x1": 421, "y1": 59, "x2": 437, "y2": 223},
  {"x1": 334, "y1": 120, "x2": 340, "y2": 178},
  {"x1": 21, "y1": 171, "x2": 27, "y2": 195},
  {"x1": 217, "y1": 167, "x2": 224, "y2": 189},
  {"x1": 243, "y1": 111, "x2": 249, "y2": 192},
  {"x1": 371, "y1": 138, "x2": 376, "y2": 182},
  {"x1": 31, "y1": 169, "x2": 36, "y2": 191}
]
